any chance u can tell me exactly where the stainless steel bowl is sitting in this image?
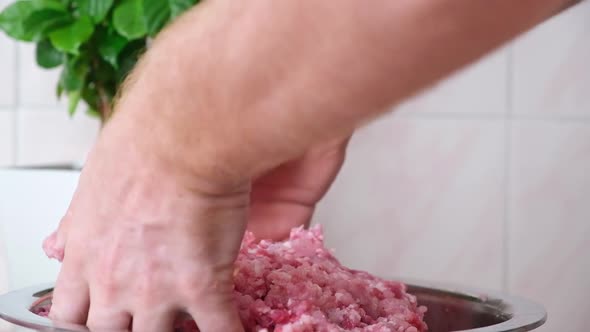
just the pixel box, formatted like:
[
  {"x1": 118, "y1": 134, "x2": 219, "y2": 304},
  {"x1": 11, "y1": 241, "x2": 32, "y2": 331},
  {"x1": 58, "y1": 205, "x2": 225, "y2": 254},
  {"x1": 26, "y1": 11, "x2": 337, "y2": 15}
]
[
  {"x1": 0, "y1": 281, "x2": 545, "y2": 331},
  {"x1": 404, "y1": 280, "x2": 546, "y2": 332}
]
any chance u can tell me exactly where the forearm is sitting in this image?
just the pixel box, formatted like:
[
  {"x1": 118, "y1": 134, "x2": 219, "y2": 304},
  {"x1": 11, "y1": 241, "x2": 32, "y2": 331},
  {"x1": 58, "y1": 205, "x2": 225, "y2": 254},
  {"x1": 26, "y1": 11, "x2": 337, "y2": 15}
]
[{"x1": 112, "y1": 0, "x2": 574, "y2": 186}]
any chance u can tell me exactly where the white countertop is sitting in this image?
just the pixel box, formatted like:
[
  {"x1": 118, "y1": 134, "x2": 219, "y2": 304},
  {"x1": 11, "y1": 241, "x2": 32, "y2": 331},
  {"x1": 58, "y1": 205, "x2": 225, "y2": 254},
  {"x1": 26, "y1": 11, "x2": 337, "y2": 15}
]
[{"x1": 0, "y1": 169, "x2": 81, "y2": 292}]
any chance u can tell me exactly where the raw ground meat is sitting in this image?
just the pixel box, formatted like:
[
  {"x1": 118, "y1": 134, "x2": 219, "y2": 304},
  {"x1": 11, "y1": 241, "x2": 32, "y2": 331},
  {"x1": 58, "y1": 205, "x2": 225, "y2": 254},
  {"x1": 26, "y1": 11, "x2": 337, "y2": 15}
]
[{"x1": 36, "y1": 225, "x2": 427, "y2": 332}]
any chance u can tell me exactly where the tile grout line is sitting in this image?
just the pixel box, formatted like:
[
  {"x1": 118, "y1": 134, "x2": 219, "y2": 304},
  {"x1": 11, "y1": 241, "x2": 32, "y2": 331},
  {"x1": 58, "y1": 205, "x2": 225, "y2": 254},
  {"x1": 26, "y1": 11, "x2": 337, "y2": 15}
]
[
  {"x1": 398, "y1": 112, "x2": 590, "y2": 122},
  {"x1": 510, "y1": 114, "x2": 590, "y2": 123},
  {"x1": 396, "y1": 111, "x2": 505, "y2": 120},
  {"x1": 502, "y1": 45, "x2": 513, "y2": 293},
  {"x1": 0, "y1": 105, "x2": 66, "y2": 111}
]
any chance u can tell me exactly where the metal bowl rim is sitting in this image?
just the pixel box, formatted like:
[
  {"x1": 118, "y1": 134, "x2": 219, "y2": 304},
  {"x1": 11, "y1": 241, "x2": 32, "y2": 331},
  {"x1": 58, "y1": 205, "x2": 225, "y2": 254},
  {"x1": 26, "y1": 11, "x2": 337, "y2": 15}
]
[
  {"x1": 0, "y1": 280, "x2": 546, "y2": 332},
  {"x1": 399, "y1": 278, "x2": 546, "y2": 332}
]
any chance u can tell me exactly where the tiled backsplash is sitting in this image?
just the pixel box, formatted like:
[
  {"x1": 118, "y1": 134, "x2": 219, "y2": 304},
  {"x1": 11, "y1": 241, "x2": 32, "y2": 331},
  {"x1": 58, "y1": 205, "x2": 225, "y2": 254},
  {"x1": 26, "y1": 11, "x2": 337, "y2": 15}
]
[
  {"x1": 316, "y1": 117, "x2": 506, "y2": 290},
  {"x1": 0, "y1": 2, "x2": 589, "y2": 332},
  {"x1": 513, "y1": 4, "x2": 590, "y2": 117},
  {"x1": 508, "y1": 121, "x2": 590, "y2": 332},
  {"x1": 0, "y1": 0, "x2": 99, "y2": 167}
]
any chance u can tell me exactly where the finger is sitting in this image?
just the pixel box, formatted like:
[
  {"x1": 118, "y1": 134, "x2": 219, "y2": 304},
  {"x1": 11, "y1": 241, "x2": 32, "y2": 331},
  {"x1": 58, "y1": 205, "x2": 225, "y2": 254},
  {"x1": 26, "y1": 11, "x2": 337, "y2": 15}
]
[
  {"x1": 248, "y1": 137, "x2": 349, "y2": 239},
  {"x1": 131, "y1": 308, "x2": 177, "y2": 332},
  {"x1": 248, "y1": 198, "x2": 316, "y2": 239},
  {"x1": 295, "y1": 135, "x2": 350, "y2": 201},
  {"x1": 43, "y1": 212, "x2": 74, "y2": 262},
  {"x1": 49, "y1": 261, "x2": 90, "y2": 325},
  {"x1": 86, "y1": 305, "x2": 132, "y2": 332},
  {"x1": 254, "y1": 136, "x2": 349, "y2": 203},
  {"x1": 187, "y1": 293, "x2": 244, "y2": 332}
]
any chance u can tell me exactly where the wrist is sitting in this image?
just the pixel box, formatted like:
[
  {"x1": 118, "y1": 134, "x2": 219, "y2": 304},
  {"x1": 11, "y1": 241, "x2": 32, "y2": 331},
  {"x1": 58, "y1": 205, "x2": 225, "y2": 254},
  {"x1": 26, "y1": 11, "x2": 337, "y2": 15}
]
[
  {"x1": 101, "y1": 97, "x2": 252, "y2": 199},
  {"x1": 82, "y1": 120, "x2": 250, "y2": 231}
]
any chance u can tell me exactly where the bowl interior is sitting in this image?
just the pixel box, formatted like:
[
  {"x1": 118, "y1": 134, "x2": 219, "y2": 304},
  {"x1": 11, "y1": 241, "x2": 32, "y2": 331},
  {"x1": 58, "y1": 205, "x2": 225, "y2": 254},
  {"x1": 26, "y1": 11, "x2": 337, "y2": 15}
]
[{"x1": 409, "y1": 285, "x2": 510, "y2": 332}]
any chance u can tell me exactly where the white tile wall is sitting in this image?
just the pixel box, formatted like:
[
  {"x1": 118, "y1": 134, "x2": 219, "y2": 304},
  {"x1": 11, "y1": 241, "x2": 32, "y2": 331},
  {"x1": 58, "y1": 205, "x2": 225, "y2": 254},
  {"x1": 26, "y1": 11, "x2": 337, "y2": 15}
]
[
  {"x1": 0, "y1": 0, "x2": 15, "y2": 108},
  {"x1": 396, "y1": 48, "x2": 509, "y2": 116},
  {"x1": 315, "y1": 116, "x2": 505, "y2": 290},
  {"x1": 513, "y1": 1, "x2": 590, "y2": 117},
  {"x1": 0, "y1": 39, "x2": 14, "y2": 108},
  {"x1": 17, "y1": 109, "x2": 99, "y2": 165},
  {"x1": 509, "y1": 121, "x2": 590, "y2": 332},
  {"x1": 0, "y1": 30, "x2": 99, "y2": 167},
  {"x1": 17, "y1": 44, "x2": 64, "y2": 107},
  {"x1": 0, "y1": 113, "x2": 13, "y2": 166}
]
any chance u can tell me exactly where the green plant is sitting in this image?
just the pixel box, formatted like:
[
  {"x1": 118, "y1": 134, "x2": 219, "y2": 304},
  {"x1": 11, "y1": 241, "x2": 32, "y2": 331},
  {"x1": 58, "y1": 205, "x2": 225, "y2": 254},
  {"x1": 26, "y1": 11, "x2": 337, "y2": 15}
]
[{"x1": 0, "y1": 0, "x2": 199, "y2": 123}]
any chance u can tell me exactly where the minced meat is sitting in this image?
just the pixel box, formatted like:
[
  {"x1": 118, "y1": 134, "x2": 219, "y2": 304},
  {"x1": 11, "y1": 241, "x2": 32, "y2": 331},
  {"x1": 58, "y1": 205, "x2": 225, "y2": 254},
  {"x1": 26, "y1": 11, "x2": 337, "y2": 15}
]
[{"x1": 38, "y1": 225, "x2": 427, "y2": 332}]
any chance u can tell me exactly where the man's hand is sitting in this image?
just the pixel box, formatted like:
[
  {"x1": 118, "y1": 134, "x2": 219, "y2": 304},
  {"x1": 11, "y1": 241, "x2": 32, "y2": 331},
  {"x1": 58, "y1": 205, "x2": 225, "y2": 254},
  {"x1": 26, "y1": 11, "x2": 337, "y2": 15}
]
[
  {"x1": 44, "y1": 118, "x2": 348, "y2": 331},
  {"x1": 44, "y1": 124, "x2": 249, "y2": 332}
]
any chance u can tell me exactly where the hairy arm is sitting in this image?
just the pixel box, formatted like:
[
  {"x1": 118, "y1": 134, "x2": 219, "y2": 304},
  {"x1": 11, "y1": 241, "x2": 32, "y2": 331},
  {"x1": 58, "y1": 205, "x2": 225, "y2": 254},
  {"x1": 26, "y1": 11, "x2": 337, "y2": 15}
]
[
  {"x1": 47, "y1": 1, "x2": 580, "y2": 330},
  {"x1": 108, "y1": 0, "x2": 574, "y2": 188}
]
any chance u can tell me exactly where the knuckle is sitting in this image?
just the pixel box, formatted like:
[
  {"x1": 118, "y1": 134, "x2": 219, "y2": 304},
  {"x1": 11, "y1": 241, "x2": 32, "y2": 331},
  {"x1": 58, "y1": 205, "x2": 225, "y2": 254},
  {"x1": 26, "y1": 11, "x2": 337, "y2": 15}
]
[
  {"x1": 177, "y1": 273, "x2": 209, "y2": 294},
  {"x1": 131, "y1": 261, "x2": 172, "y2": 306},
  {"x1": 86, "y1": 312, "x2": 129, "y2": 332},
  {"x1": 94, "y1": 273, "x2": 120, "y2": 300},
  {"x1": 93, "y1": 254, "x2": 124, "y2": 296},
  {"x1": 133, "y1": 272, "x2": 160, "y2": 298},
  {"x1": 177, "y1": 268, "x2": 234, "y2": 304}
]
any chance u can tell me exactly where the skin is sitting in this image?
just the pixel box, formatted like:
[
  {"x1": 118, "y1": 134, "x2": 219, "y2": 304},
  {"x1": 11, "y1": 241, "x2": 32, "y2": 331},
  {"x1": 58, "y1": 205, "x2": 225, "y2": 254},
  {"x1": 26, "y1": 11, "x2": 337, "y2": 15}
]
[{"x1": 44, "y1": 0, "x2": 575, "y2": 331}]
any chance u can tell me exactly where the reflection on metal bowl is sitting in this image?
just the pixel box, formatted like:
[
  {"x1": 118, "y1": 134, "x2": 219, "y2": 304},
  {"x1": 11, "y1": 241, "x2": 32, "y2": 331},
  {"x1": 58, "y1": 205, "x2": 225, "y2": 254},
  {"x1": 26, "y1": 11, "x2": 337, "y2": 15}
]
[
  {"x1": 0, "y1": 281, "x2": 546, "y2": 332},
  {"x1": 405, "y1": 280, "x2": 546, "y2": 332}
]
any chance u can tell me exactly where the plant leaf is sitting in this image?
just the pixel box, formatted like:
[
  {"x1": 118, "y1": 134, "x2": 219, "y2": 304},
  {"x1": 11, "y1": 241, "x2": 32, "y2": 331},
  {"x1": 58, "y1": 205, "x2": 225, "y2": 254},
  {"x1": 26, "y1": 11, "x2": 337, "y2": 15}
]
[
  {"x1": 67, "y1": 90, "x2": 81, "y2": 116},
  {"x1": 144, "y1": 0, "x2": 170, "y2": 36},
  {"x1": 76, "y1": 0, "x2": 114, "y2": 23},
  {"x1": 93, "y1": 58, "x2": 116, "y2": 83},
  {"x1": 169, "y1": 0, "x2": 197, "y2": 19},
  {"x1": 36, "y1": 39, "x2": 63, "y2": 68},
  {"x1": 113, "y1": 0, "x2": 146, "y2": 40},
  {"x1": 98, "y1": 29, "x2": 127, "y2": 68},
  {"x1": 115, "y1": 39, "x2": 145, "y2": 83},
  {"x1": 103, "y1": 81, "x2": 117, "y2": 102},
  {"x1": 0, "y1": 0, "x2": 68, "y2": 41},
  {"x1": 56, "y1": 79, "x2": 64, "y2": 98},
  {"x1": 0, "y1": 1, "x2": 36, "y2": 41},
  {"x1": 23, "y1": 9, "x2": 72, "y2": 41},
  {"x1": 30, "y1": 0, "x2": 67, "y2": 11},
  {"x1": 81, "y1": 83, "x2": 99, "y2": 112},
  {"x1": 60, "y1": 55, "x2": 87, "y2": 91},
  {"x1": 86, "y1": 108, "x2": 101, "y2": 118},
  {"x1": 49, "y1": 15, "x2": 94, "y2": 54}
]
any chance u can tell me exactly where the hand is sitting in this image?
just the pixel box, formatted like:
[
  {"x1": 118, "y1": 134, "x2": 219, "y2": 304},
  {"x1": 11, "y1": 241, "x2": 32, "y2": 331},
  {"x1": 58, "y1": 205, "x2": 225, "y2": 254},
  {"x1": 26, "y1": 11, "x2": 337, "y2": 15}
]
[
  {"x1": 43, "y1": 119, "x2": 348, "y2": 331},
  {"x1": 44, "y1": 121, "x2": 249, "y2": 332},
  {"x1": 247, "y1": 137, "x2": 349, "y2": 241}
]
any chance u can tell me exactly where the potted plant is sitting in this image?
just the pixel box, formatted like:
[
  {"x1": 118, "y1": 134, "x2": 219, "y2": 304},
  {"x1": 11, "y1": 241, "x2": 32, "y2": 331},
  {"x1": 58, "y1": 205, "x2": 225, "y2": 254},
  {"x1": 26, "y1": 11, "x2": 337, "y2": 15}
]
[{"x1": 0, "y1": 0, "x2": 199, "y2": 125}]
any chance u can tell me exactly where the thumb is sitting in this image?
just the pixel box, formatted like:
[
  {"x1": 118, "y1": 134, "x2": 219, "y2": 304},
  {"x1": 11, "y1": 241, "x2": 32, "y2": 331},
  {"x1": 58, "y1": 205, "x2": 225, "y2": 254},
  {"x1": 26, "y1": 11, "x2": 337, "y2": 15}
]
[
  {"x1": 42, "y1": 231, "x2": 64, "y2": 262},
  {"x1": 42, "y1": 212, "x2": 73, "y2": 262}
]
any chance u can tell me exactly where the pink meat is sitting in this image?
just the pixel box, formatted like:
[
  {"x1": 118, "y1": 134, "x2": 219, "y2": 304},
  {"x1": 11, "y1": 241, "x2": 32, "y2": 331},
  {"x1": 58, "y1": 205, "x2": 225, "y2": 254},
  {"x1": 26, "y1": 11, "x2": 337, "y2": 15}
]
[
  {"x1": 42, "y1": 230, "x2": 64, "y2": 262},
  {"x1": 38, "y1": 225, "x2": 427, "y2": 332}
]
